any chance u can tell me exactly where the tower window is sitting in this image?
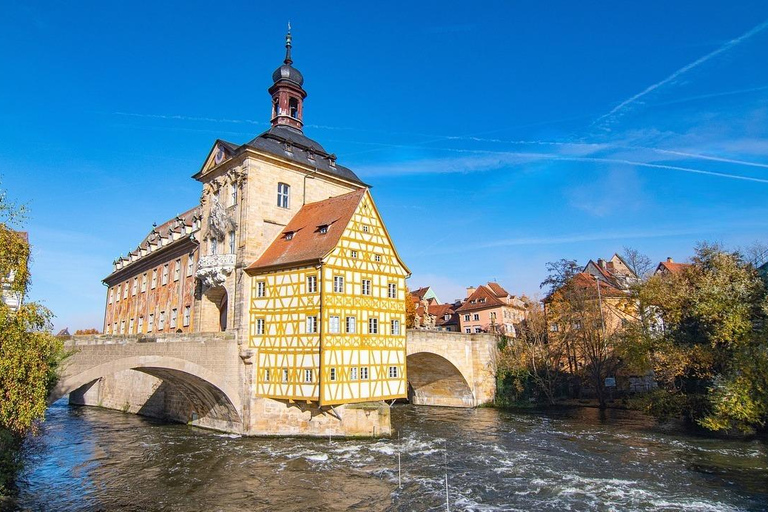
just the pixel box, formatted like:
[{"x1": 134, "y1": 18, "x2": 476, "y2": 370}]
[
  {"x1": 289, "y1": 97, "x2": 299, "y2": 118},
  {"x1": 277, "y1": 183, "x2": 290, "y2": 208},
  {"x1": 273, "y1": 98, "x2": 280, "y2": 118}
]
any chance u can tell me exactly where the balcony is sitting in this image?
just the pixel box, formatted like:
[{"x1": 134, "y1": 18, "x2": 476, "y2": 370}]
[{"x1": 196, "y1": 254, "x2": 236, "y2": 289}]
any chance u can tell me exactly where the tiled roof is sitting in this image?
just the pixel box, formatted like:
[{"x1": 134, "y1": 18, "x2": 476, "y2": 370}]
[
  {"x1": 656, "y1": 261, "x2": 691, "y2": 274},
  {"x1": 416, "y1": 302, "x2": 459, "y2": 327},
  {"x1": 411, "y1": 286, "x2": 431, "y2": 300},
  {"x1": 456, "y1": 285, "x2": 505, "y2": 312},
  {"x1": 486, "y1": 282, "x2": 510, "y2": 298},
  {"x1": 105, "y1": 207, "x2": 200, "y2": 280},
  {"x1": 246, "y1": 189, "x2": 366, "y2": 273},
  {"x1": 544, "y1": 272, "x2": 626, "y2": 302},
  {"x1": 136, "y1": 207, "x2": 199, "y2": 251}
]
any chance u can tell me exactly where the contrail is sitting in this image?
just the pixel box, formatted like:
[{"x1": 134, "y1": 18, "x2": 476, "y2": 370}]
[
  {"x1": 112, "y1": 111, "x2": 265, "y2": 125},
  {"x1": 359, "y1": 147, "x2": 768, "y2": 184},
  {"x1": 650, "y1": 148, "x2": 768, "y2": 170},
  {"x1": 440, "y1": 136, "x2": 768, "y2": 171},
  {"x1": 594, "y1": 19, "x2": 768, "y2": 126},
  {"x1": 555, "y1": 156, "x2": 768, "y2": 184}
]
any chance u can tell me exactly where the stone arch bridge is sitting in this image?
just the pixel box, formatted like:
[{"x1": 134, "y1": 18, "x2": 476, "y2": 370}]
[
  {"x1": 52, "y1": 331, "x2": 497, "y2": 435},
  {"x1": 406, "y1": 330, "x2": 497, "y2": 407}
]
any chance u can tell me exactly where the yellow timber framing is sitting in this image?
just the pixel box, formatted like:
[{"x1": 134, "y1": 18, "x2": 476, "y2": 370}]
[{"x1": 248, "y1": 189, "x2": 409, "y2": 406}]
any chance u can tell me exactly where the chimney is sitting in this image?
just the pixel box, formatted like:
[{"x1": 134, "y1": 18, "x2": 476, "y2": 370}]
[
  {"x1": 667, "y1": 257, "x2": 673, "y2": 263},
  {"x1": 598, "y1": 258, "x2": 606, "y2": 270},
  {"x1": 466, "y1": 286, "x2": 476, "y2": 298}
]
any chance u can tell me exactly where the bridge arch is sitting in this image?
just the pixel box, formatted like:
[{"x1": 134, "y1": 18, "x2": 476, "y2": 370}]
[
  {"x1": 406, "y1": 351, "x2": 475, "y2": 407},
  {"x1": 51, "y1": 355, "x2": 242, "y2": 430}
]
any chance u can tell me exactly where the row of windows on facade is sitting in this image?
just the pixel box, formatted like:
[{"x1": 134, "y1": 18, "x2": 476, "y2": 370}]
[
  {"x1": 263, "y1": 365, "x2": 400, "y2": 384},
  {"x1": 254, "y1": 317, "x2": 401, "y2": 336},
  {"x1": 460, "y1": 310, "x2": 520, "y2": 323},
  {"x1": 255, "y1": 277, "x2": 397, "y2": 298},
  {"x1": 348, "y1": 250, "x2": 382, "y2": 262},
  {"x1": 107, "y1": 306, "x2": 192, "y2": 334},
  {"x1": 208, "y1": 231, "x2": 237, "y2": 256},
  {"x1": 108, "y1": 256, "x2": 194, "y2": 304}
]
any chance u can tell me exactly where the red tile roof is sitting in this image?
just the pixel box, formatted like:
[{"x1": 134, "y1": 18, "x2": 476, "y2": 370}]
[
  {"x1": 456, "y1": 285, "x2": 505, "y2": 312},
  {"x1": 416, "y1": 302, "x2": 459, "y2": 327},
  {"x1": 411, "y1": 286, "x2": 431, "y2": 300},
  {"x1": 246, "y1": 189, "x2": 366, "y2": 273},
  {"x1": 656, "y1": 261, "x2": 691, "y2": 275},
  {"x1": 486, "y1": 282, "x2": 510, "y2": 298}
]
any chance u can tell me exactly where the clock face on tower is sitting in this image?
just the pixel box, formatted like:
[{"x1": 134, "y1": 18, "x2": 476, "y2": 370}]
[{"x1": 214, "y1": 147, "x2": 225, "y2": 164}]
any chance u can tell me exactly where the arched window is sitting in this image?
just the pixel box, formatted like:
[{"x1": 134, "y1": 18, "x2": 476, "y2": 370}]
[
  {"x1": 273, "y1": 98, "x2": 280, "y2": 118},
  {"x1": 277, "y1": 182, "x2": 290, "y2": 208},
  {"x1": 289, "y1": 97, "x2": 299, "y2": 119}
]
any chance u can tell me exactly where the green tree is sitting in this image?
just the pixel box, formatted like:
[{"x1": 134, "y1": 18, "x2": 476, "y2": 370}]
[
  {"x1": 637, "y1": 243, "x2": 768, "y2": 432},
  {"x1": 0, "y1": 189, "x2": 64, "y2": 497}
]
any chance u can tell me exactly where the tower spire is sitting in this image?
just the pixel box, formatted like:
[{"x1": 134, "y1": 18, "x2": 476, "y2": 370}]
[
  {"x1": 269, "y1": 24, "x2": 307, "y2": 130},
  {"x1": 284, "y1": 22, "x2": 292, "y2": 65}
]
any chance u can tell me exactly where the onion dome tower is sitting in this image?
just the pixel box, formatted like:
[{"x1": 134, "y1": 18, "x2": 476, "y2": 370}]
[{"x1": 269, "y1": 26, "x2": 308, "y2": 131}]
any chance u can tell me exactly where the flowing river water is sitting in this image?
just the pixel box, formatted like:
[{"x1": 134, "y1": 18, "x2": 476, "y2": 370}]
[{"x1": 13, "y1": 400, "x2": 768, "y2": 511}]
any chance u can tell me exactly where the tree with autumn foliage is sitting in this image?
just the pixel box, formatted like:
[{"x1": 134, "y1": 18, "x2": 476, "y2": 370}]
[
  {"x1": 405, "y1": 286, "x2": 416, "y2": 329},
  {"x1": 495, "y1": 301, "x2": 566, "y2": 405},
  {"x1": 630, "y1": 243, "x2": 768, "y2": 433},
  {"x1": 0, "y1": 188, "x2": 64, "y2": 497},
  {"x1": 74, "y1": 328, "x2": 100, "y2": 335}
]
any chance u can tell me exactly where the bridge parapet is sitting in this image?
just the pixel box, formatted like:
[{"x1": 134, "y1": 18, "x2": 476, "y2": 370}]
[{"x1": 61, "y1": 332, "x2": 237, "y2": 347}]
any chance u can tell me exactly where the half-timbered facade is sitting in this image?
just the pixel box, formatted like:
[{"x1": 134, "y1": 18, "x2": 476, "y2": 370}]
[{"x1": 246, "y1": 189, "x2": 410, "y2": 406}]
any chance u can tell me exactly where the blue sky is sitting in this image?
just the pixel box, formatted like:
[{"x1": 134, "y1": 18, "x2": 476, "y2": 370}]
[{"x1": 2, "y1": 1, "x2": 767, "y2": 331}]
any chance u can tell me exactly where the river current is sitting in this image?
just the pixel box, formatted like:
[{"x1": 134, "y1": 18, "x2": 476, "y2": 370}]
[{"x1": 14, "y1": 400, "x2": 768, "y2": 511}]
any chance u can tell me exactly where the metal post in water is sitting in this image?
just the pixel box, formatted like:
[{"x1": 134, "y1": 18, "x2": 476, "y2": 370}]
[
  {"x1": 444, "y1": 447, "x2": 450, "y2": 511},
  {"x1": 398, "y1": 451, "x2": 402, "y2": 489}
]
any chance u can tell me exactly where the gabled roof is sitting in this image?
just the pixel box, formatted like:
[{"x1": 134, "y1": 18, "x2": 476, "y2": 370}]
[
  {"x1": 416, "y1": 302, "x2": 459, "y2": 327},
  {"x1": 584, "y1": 260, "x2": 619, "y2": 286},
  {"x1": 245, "y1": 189, "x2": 366, "y2": 273},
  {"x1": 486, "y1": 282, "x2": 510, "y2": 298},
  {"x1": 456, "y1": 285, "x2": 505, "y2": 312},
  {"x1": 411, "y1": 286, "x2": 429, "y2": 299},
  {"x1": 655, "y1": 261, "x2": 691, "y2": 275}
]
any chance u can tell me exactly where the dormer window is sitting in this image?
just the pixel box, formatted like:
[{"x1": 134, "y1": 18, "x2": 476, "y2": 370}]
[
  {"x1": 289, "y1": 97, "x2": 299, "y2": 118},
  {"x1": 285, "y1": 231, "x2": 294, "y2": 241},
  {"x1": 318, "y1": 224, "x2": 328, "y2": 234}
]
